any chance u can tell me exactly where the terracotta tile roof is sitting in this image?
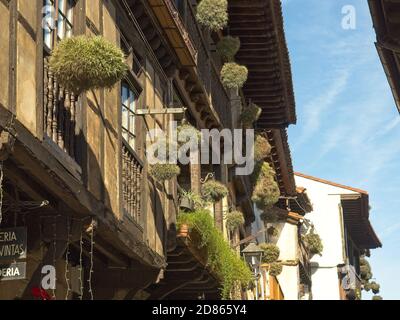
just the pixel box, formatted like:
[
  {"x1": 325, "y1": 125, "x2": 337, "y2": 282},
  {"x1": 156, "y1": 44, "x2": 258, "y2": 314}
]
[{"x1": 294, "y1": 172, "x2": 368, "y2": 195}]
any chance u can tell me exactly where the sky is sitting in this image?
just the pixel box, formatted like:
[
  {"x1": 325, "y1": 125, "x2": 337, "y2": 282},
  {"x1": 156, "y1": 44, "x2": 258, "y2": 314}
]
[{"x1": 282, "y1": 0, "x2": 400, "y2": 299}]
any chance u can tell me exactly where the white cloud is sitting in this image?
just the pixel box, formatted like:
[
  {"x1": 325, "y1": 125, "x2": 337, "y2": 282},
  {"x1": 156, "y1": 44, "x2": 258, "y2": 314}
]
[{"x1": 294, "y1": 69, "x2": 350, "y2": 149}]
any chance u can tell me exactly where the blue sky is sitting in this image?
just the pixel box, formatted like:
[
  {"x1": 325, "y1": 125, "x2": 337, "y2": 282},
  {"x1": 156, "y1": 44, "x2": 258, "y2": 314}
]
[{"x1": 282, "y1": 0, "x2": 400, "y2": 299}]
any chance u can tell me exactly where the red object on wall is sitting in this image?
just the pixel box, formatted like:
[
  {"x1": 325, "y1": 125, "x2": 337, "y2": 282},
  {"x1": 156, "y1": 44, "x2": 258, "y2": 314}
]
[{"x1": 31, "y1": 287, "x2": 53, "y2": 300}]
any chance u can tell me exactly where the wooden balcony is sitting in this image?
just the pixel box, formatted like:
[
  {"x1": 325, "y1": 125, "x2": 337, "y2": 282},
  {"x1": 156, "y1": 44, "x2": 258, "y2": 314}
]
[
  {"x1": 122, "y1": 141, "x2": 144, "y2": 225},
  {"x1": 148, "y1": 0, "x2": 198, "y2": 66},
  {"x1": 43, "y1": 56, "x2": 77, "y2": 159},
  {"x1": 148, "y1": 0, "x2": 233, "y2": 130}
]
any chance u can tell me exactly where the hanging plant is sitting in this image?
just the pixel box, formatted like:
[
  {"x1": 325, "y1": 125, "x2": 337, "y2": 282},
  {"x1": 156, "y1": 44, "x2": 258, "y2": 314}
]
[
  {"x1": 251, "y1": 161, "x2": 276, "y2": 186},
  {"x1": 220, "y1": 63, "x2": 248, "y2": 89},
  {"x1": 365, "y1": 281, "x2": 380, "y2": 294},
  {"x1": 149, "y1": 164, "x2": 181, "y2": 182},
  {"x1": 360, "y1": 257, "x2": 372, "y2": 282},
  {"x1": 226, "y1": 210, "x2": 245, "y2": 231},
  {"x1": 179, "y1": 189, "x2": 205, "y2": 211},
  {"x1": 260, "y1": 211, "x2": 279, "y2": 223},
  {"x1": 260, "y1": 243, "x2": 280, "y2": 264},
  {"x1": 240, "y1": 103, "x2": 262, "y2": 129},
  {"x1": 177, "y1": 123, "x2": 201, "y2": 146},
  {"x1": 267, "y1": 226, "x2": 279, "y2": 237},
  {"x1": 217, "y1": 36, "x2": 241, "y2": 62},
  {"x1": 303, "y1": 229, "x2": 323, "y2": 256},
  {"x1": 268, "y1": 262, "x2": 283, "y2": 277},
  {"x1": 254, "y1": 134, "x2": 272, "y2": 162},
  {"x1": 202, "y1": 180, "x2": 229, "y2": 203},
  {"x1": 177, "y1": 209, "x2": 253, "y2": 299},
  {"x1": 196, "y1": 0, "x2": 228, "y2": 32},
  {"x1": 49, "y1": 36, "x2": 128, "y2": 94},
  {"x1": 251, "y1": 162, "x2": 280, "y2": 210}
]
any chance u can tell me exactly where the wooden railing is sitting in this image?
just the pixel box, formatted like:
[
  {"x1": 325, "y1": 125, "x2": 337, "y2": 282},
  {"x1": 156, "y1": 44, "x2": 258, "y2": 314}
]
[
  {"x1": 43, "y1": 56, "x2": 76, "y2": 159},
  {"x1": 122, "y1": 141, "x2": 143, "y2": 225},
  {"x1": 185, "y1": 3, "x2": 211, "y2": 95},
  {"x1": 164, "y1": 0, "x2": 198, "y2": 63},
  {"x1": 299, "y1": 238, "x2": 311, "y2": 278}
]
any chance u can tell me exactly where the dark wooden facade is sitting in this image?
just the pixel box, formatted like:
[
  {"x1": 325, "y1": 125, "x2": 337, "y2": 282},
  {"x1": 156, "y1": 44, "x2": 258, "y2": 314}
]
[
  {"x1": 369, "y1": 0, "x2": 400, "y2": 114},
  {"x1": 0, "y1": 0, "x2": 300, "y2": 300},
  {"x1": 0, "y1": 0, "x2": 260, "y2": 300}
]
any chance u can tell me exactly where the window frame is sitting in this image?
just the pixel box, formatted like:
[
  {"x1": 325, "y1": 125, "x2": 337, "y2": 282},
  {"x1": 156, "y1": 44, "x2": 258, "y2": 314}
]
[
  {"x1": 44, "y1": 0, "x2": 75, "y2": 51},
  {"x1": 121, "y1": 81, "x2": 138, "y2": 151}
]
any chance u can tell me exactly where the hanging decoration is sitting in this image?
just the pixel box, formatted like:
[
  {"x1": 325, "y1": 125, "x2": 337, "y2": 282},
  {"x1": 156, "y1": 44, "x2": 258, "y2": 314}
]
[
  {"x1": 49, "y1": 36, "x2": 128, "y2": 94},
  {"x1": 220, "y1": 62, "x2": 249, "y2": 89},
  {"x1": 196, "y1": 0, "x2": 229, "y2": 32},
  {"x1": 64, "y1": 218, "x2": 71, "y2": 300},
  {"x1": 79, "y1": 229, "x2": 84, "y2": 300},
  {"x1": 217, "y1": 36, "x2": 241, "y2": 62}
]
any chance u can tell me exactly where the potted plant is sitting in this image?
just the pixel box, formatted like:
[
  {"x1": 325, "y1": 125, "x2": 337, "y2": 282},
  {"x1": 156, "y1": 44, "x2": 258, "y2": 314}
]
[
  {"x1": 303, "y1": 228, "x2": 323, "y2": 256},
  {"x1": 179, "y1": 189, "x2": 202, "y2": 212},
  {"x1": 196, "y1": 0, "x2": 228, "y2": 32},
  {"x1": 179, "y1": 191, "x2": 195, "y2": 212},
  {"x1": 254, "y1": 134, "x2": 272, "y2": 162},
  {"x1": 260, "y1": 243, "x2": 280, "y2": 264},
  {"x1": 177, "y1": 209, "x2": 253, "y2": 298},
  {"x1": 220, "y1": 62, "x2": 248, "y2": 89},
  {"x1": 260, "y1": 211, "x2": 279, "y2": 223},
  {"x1": 365, "y1": 281, "x2": 380, "y2": 294},
  {"x1": 268, "y1": 262, "x2": 283, "y2": 277},
  {"x1": 217, "y1": 36, "x2": 241, "y2": 62},
  {"x1": 49, "y1": 36, "x2": 128, "y2": 94},
  {"x1": 251, "y1": 162, "x2": 280, "y2": 210},
  {"x1": 226, "y1": 210, "x2": 245, "y2": 231},
  {"x1": 201, "y1": 180, "x2": 229, "y2": 203},
  {"x1": 149, "y1": 164, "x2": 181, "y2": 182},
  {"x1": 177, "y1": 211, "x2": 190, "y2": 238},
  {"x1": 267, "y1": 226, "x2": 279, "y2": 238},
  {"x1": 240, "y1": 103, "x2": 262, "y2": 129},
  {"x1": 177, "y1": 123, "x2": 201, "y2": 147}
]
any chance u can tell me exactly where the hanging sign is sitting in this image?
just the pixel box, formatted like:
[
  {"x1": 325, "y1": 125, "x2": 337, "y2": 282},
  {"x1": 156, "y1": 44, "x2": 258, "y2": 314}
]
[
  {"x1": 0, "y1": 262, "x2": 26, "y2": 281},
  {"x1": 0, "y1": 227, "x2": 27, "y2": 261}
]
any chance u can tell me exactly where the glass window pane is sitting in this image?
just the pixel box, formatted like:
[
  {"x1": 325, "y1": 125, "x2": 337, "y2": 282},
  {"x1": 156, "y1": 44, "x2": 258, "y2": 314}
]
[
  {"x1": 58, "y1": 0, "x2": 65, "y2": 14},
  {"x1": 122, "y1": 107, "x2": 129, "y2": 129},
  {"x1": 43, "y1": 0, "x2": 54, "y2": 49},
  {"x1": 66, "y1": 23, "x2": 73, "y2": 38},
  {"x1": 122, "y1": 86, "x2": 129, "y2": 107},
  {"x1": 130, "y1": 93, "x2": 136, "y2": 112},
  {"x1": 44, "y1": 29, "x2": 52, "y2": 49},
  {"x1": 67, "y1": 0, "x2": 73, "y2": 20},
  {"x1": 129, "y1": 134, "x2": 135, "y2": 150},
  {"x1": 122, "y1": 130, "x2": 128, "y2": 142},
  {"x1": 57, "y1": 15, "x2": 65, "y2": 39},
  {"x1": 129, "y1": 113, "x2": 135, "y2": 133}
]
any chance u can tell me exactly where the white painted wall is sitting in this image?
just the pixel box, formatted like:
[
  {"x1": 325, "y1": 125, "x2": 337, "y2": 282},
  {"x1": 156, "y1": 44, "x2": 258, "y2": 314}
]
[
  {"x1": 295, "y1": 175, "x2": 358, "y2": 300},
  {"x1": 278, "y1": 265, "x2": 299, "y2": 300},
  {"x1": 251, "y1": 206, "x2": 301, "y2": 300}
]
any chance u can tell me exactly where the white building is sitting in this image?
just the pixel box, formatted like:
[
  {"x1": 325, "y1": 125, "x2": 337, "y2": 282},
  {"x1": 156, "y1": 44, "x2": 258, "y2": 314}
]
[
  {"x1": 251, "y1": 189, "x2": 313, "y2": 300},
  {"x1": 294, "y1": 173, "x2": 381, "y2": 300}
]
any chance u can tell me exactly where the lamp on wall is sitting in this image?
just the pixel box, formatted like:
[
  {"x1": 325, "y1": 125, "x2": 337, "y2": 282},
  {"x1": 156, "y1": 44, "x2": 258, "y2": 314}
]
[
  {"x1": 242, "y1": 241, "x2": 263, "y2": 270},
  {"x1": 242, "y1": 241, "x2": 264, "y2": 300}
]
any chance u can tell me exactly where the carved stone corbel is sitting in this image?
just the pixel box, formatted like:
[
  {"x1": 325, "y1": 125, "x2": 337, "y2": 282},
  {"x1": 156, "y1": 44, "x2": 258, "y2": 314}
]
[{"x1": 0, "y1": 128, "x2": 17, "y2": 161}]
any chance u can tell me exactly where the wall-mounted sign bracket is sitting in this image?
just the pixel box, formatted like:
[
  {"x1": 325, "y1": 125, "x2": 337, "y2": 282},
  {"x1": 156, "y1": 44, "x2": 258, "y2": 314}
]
[{"x1": 136, "y1": 107, "x2": 187, "y2": 116}]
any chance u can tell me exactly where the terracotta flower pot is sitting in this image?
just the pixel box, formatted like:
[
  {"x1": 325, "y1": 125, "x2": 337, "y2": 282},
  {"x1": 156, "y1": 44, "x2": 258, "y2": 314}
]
[{"x1": 177, "y1": 223, "x2": 189, "y2": 238}]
